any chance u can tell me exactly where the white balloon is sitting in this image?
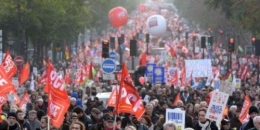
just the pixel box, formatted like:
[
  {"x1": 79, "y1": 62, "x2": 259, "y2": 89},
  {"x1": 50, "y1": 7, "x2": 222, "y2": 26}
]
[{"x1": 146, "y1": 15, "x2": 167, "y2": 37}]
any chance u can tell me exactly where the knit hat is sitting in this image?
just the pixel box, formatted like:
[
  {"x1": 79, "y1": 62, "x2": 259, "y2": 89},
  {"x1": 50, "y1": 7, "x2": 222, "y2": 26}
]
[
  {"x1": 249, "y1": 106, "x2": 259, "y2": 115},
  {"x1": 7, "y1": 112, "x2": 17, "y2": 119},
  {"x1": 221, "y1": 119, "x2": 230, "y2": 126}
]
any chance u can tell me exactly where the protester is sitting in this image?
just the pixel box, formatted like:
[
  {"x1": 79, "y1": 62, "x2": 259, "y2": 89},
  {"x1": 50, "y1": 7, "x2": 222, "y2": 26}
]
[
  {"x1": 7, "y1": 112, "x2": 21, "y2": 130},
  {"x1": 221, "y1": 119, "x2": 231, "y2": 130},
  {"x1": 193, "y1": 108, "x2": 218, "y2": 130},
  {"x1": 0, "y1": 0, "x2": 259, "y2": 130},
  {"x1": 240, "y1": 106, "x2": 259, "y2": 130},
  {"x1": 16, "y1": 109, "x2": 30, "y2": 130},
  {"x1": 163, "y1": 122, "x2": 177, "y2": 130},
  {"x1": 69, "y1": 121, "x2": 86, "y2": 130}
]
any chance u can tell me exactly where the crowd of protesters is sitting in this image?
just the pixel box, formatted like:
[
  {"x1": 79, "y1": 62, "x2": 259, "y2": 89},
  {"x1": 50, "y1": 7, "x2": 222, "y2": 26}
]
[{"x1": 0, "y1": 0, "x2": 260, "y2": 130}]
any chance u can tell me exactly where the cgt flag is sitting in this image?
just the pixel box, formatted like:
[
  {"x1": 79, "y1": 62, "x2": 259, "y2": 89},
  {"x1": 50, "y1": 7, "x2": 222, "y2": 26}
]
[
  {"x1": 45, "y1": 61, "x2": 70, "y2": 128},
  {"x1": 0, "y1": 65, "x2": 16, "y2": 94},
  {"x1": 116, "y1": 63, "x2": 145, "y2": 120},
  {"x1": 1, "y1": 50, "x2": 17, "y2": 79}
]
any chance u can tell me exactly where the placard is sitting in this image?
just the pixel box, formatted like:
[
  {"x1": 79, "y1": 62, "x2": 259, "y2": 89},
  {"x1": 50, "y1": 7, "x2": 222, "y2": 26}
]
[
  {"x1": 206, "y1": 91, "x2": 229, "y2": 122},
  {"x1": 219, "y1": 81, "x2": 233, "y2": 95},
  {"x1": 166, "y1": 108, "x2": 185, "y2": 130},
  {"x1": 185, "y1": 59, "x2": 212, "y2": 78}
]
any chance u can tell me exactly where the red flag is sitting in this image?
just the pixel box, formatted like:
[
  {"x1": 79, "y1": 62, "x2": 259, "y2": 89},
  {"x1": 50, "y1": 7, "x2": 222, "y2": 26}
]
[
  {"x1": 107, "y1": 87, "x2": 117, "y2": 107},
  {"x1": 12, "y1": 92, "x2": 21, "y2": 105},
  {"x1": 44, "y1": 61, "x2": 68, "y2": 100},
  {"x1": 19, "y1": 92, "x2": 31, "y2": 111},
  {"x1": 139, "y1": 52, "x2": 146, "y2": 66},
  {"x1": 172, "y1": 70, "x2": 178, "y2": 85},
  {"x1": 64, "y1": 69, "x2": 71, "y2": 85},
  {"x1": 1, "y1": 50, "x2": 17, "y2": 79},
  {"x1": 173, "y1": 93, "x2": 181, "y2": 106},
  {"x1": 89, "y1": 62, "x2": 93, "y2": 80},
  {"x1": 169, "y1": 47, "x2": 176, "y2": 58},
  {"x1": 239, "y1": 94, "x2": 252, "y2": 124},
  {"x1": 0, "y1": 65, "x2": 16, "y2": 94},
  {"x1": 48, "y1": 93, "x2": 70, "y2": 128},
  {"x1": 0, "y1": 95, "x2": 8, "y2": 113},
  {"x1": 65, "y1": 45, "x2": 70, "y2": 60},
  {"x1": 116, "y1": 63, "x2": 145, "y2": 120},
  {"x1": 38, "y1": 69, "x2": 47, "y2": 85},
  {"x1": 46, "y1": 61, "x2": 70, "y2": 128},
  {"x1": 74, "y1": 69, "x2": 82, "y2": 85},
  {"x1": 19, "y1": 61, "x2": 30, "y2": 86}
]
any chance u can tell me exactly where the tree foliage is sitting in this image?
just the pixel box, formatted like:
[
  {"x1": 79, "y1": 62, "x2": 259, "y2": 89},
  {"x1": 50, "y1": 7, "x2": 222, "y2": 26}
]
[
  {"x1": 204, "y1": 0, "x2": 260, "y2": 35},
  {"x1": 172, "y1": 0, "x2": 229, "y2": 30},
  {"x1": 0, "y1": 0, "x2": 141, "y2": 47}
]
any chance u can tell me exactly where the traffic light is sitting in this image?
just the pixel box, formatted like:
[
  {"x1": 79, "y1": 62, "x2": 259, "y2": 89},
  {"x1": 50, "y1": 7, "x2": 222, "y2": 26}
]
[
  {"x1": 208, "y1": 36, "x2": 213, "y2": 46},
  {"x1": 228, "y1": 38, "x2": 235, "y2": 52},
  {"x1": 252, "y1": 37, "x2": 256, "y2": 44},
  {"x1": 102, "y1": 40, "x2": 109, "y2": 58},
  {"x1": 185, "y1": 32, "x2": 189, "y2": 40},
  {"x1": 255, "y1": 39, "x2": 260, "y2": 56},
  {"x1": 192, "y1": 33, "x2": 196, "y2": 41},
  {"x1": 134, "y1": 66, "x2": 147, "y2": 86}
]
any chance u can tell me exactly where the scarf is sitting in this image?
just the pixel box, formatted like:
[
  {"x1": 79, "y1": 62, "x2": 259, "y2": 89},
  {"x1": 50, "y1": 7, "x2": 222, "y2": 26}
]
[
  {"x1": 182, "y1": 93, "x2": 189, "y2": 102},
  {"x1": 198, "y1": 120, "x2": 211, "y2": 130}
]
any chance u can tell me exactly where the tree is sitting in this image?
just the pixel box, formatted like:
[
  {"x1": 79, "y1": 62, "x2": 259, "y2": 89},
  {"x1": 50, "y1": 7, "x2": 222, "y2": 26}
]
[
  {"x1": 204, "y1": 0, "x2": 260, "y2": 36},
  {"x1": 0, "y1": 0, "x2": 91, "y2": 64}
]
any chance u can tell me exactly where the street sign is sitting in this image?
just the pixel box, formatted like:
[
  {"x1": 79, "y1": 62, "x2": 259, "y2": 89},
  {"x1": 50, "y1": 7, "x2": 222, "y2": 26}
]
[
  {"x1": 14, "y1": 56, "x2": 24, "y2": 65},
  {"x1": 101, "y1": 59, "x2": 117, "y2": 74},
  {"x1": 109, "y1": 52, "x2": 117, "y2": 60},
  {"x1": 120, "y1": 44, "x2": 125, "y2": 52},
  {"x1": 103, "y1": 73, "x2": 115, "y2": 80}
]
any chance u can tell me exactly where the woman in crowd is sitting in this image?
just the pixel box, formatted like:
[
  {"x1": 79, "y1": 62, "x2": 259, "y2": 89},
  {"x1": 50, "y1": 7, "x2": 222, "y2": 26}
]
[
  {"x1": 70, "y1": 121, "x2": 86, "y2": 130},
  {"x1": 193, "y1": 108, "x2": 218, "y2": 130}
]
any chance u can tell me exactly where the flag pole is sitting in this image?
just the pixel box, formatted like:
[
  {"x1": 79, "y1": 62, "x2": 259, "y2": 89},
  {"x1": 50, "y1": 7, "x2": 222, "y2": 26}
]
[
  {"x1": 48, "y1": 116, "x2": 50, "y2": 130},
  {"x1": 113, "y1": 115, "x2": 117, "y2": 130}
]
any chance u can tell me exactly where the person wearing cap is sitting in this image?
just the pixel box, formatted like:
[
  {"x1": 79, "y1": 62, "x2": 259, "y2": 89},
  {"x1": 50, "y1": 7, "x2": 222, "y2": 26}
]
[
  {"x1": 90, "y1": 108, "x2": 101, "y2": 125},
  {"x1": 7, "y1": 112, "x2": 21, "y2": 130},
  {"x1": 240, "y1": 106, "x2": 259, "y2": 130},
  {"x1": 221, "y1": 119, "x2": 231, "y2": 130},
  {"x1": 104, "y1": 115, "x2": 117, "y2": 130}
]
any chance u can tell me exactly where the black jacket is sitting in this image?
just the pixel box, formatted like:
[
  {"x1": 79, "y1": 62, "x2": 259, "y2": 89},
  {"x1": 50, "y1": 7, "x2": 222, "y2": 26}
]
[
  {"x1": 18, "y1": 120, "x2": 30, "y2": 130},
  {"x1": 193, "y1": 120, "x2": 219, "y2": 130}
]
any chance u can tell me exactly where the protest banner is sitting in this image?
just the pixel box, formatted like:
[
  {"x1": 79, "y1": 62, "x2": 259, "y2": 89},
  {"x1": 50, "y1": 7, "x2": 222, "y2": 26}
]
[
  {"x1": 185, "y1": 59, "x2": 212, "y2": 78},
  {"x1": 206, "y1": 91, "x2": 229, "y2": 122},
  {"x1": 219, "y1": 81, "x2": 233, "y2": 95},
  {"x1": 166, "y1": 108, "x2": 185, "y2": 130},
  {"x1": 234, "y1": 78, "x2": 241, "y2": 89}
]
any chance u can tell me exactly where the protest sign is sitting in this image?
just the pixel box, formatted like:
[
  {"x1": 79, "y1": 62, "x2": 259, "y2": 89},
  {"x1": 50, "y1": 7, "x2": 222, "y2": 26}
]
[
  {"x1": 219, "y1": 81, "x2": 233, "y2": 95},
  {"x1": 234, "y1": 78, "x2": 241, "y2": 89},
  {"x1": 166, "y1": 108, "x2": 185, "y2": 130},
  {"x1": 185, "y1": 59, "x2": 212, "y2": 78},
  {"x1": 206, "y1": 91, "x2": 229, "y2": 122}
]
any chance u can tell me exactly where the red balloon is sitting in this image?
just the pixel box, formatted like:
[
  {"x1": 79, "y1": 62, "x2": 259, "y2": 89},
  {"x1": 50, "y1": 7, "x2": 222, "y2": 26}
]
[
  {"x1": 108, "y1": 6, "x2": 128, "y2": 28},
  {"x1": 139, "y1": 77, "x2": 145, "y2": 85},
  {"x1": 138, "y1": 4, "x2": 146, "y2": 13}
]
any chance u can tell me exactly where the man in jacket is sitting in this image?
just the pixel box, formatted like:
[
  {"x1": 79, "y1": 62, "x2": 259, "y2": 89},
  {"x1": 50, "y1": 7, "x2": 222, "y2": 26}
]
[
  {"x1": 16, "y1": 109, "x2": 30, "y2": 130},
  {"x1": 240, "y1": 106, "x2": 259, "y2": 130}
]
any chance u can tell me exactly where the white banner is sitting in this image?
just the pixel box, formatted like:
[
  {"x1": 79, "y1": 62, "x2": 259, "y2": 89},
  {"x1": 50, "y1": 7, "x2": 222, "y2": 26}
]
[
  {"x1": 166, "y1": 108, "x2": 185, "y2": 130},
  {"x1": 205, "y1": 91, "x2": 229, "y2": 122},
  {"x1": 185, "y1": 59, "x2": 212, "y2": 78}
]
